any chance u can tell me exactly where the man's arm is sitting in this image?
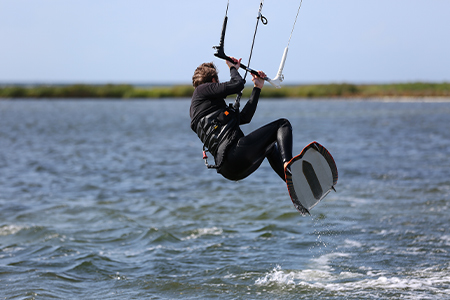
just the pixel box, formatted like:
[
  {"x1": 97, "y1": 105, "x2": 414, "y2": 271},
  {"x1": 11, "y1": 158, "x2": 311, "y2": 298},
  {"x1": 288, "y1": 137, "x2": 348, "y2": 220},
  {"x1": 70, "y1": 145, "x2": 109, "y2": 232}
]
[
  {"x1": 239, "y1": 71, "x2": 266, "y2": 125},
  {"x1": 199, "y1": 57, "x2": 245, "y2": 99}
]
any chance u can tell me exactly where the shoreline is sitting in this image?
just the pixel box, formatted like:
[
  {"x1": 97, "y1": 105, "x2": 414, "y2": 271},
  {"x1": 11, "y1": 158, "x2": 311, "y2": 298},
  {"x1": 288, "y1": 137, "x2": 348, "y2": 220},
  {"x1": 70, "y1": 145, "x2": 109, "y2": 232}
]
[
  {"x1": 1, "y1": 82, "x2": 449, "y2": 99},
  {"x1": 2, "y1": 97, "x2": 450, "y2": 103}
]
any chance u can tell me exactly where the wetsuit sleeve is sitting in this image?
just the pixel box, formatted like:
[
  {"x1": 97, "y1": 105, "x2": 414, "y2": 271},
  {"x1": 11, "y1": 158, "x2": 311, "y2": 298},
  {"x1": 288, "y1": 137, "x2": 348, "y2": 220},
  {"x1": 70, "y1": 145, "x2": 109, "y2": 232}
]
[
  {"x1": 228, "y1": 67, "x2": 245, "y2": 93},
  {"x1": 239, "y1": 87, "x2": 261, "y2": 125},
  {"x1": 197, "y1": 67, "x2": 245, "y2": 99}
]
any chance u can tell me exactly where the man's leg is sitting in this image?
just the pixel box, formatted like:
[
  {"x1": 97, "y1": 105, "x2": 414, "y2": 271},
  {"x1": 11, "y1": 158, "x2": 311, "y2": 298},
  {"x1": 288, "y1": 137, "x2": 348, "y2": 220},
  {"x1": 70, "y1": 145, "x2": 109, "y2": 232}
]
[{"x1": 219, "y1": 119, "x2": 293, "y2": 181}]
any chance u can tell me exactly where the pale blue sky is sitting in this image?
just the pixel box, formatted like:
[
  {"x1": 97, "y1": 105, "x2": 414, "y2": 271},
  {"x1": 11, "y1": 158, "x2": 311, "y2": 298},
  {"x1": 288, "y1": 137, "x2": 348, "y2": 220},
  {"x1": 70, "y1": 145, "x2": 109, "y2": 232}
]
[{"x1": 1, "y1": 0, "x2": 449, "y2": 84}]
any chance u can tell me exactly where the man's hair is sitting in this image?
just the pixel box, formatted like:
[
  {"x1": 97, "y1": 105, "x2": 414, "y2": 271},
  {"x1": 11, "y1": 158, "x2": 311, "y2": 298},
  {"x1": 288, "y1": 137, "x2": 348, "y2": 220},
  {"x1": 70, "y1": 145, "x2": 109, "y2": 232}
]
[{"x1": 192, "y1": 62, "x2": 219, "y2": 88}]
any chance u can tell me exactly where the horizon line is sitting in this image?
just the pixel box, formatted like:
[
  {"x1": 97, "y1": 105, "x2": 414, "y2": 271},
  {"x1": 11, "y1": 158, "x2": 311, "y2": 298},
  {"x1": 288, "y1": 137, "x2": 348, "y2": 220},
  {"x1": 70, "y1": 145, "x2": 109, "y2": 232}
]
[{"x1": 1, "y1": 80, "x2": 449, "y2": 87}]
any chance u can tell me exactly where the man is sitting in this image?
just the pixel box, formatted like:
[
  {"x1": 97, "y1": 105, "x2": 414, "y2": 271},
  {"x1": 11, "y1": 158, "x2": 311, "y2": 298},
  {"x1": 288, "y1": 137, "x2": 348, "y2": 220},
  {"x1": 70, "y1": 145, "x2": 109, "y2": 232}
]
[{"x1": 190, "y1": 57, "x2": 293, "y2": 181}]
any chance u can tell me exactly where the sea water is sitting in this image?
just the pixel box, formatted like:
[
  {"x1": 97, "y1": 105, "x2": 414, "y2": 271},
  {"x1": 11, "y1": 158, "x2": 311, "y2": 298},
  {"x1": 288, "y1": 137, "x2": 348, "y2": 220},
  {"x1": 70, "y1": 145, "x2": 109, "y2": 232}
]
[{"x1": 0, "y1": 99, "x2": 449, "y2": 299}]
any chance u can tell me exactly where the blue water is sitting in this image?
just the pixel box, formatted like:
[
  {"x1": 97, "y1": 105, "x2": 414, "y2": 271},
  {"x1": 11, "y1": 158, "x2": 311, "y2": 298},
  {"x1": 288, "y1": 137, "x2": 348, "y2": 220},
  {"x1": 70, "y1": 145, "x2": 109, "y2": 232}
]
[{"x1": 1, "y1": 99, "x2": 450, "y2": 299}]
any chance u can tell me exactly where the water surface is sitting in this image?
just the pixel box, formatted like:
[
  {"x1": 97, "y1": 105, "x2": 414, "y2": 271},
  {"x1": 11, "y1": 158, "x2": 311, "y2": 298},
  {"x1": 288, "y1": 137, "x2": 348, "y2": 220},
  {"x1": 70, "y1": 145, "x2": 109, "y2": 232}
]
[{"x1": 1, "y1": 99, "x2": 449, "y2": 299}]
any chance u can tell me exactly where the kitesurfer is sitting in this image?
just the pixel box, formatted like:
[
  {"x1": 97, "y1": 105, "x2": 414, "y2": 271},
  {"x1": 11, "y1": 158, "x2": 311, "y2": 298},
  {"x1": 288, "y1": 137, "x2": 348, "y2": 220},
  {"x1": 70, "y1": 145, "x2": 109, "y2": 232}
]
[{"x1": 190, "y1": 57, "x2": 293, "y2": 181}]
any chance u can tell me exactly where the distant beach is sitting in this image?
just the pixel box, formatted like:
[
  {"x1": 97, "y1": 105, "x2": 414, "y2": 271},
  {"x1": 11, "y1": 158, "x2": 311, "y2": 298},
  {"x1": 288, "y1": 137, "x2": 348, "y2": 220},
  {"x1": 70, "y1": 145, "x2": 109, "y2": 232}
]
[{"x1": 1, "y1": 82, "x2": 449, "y2": 99}]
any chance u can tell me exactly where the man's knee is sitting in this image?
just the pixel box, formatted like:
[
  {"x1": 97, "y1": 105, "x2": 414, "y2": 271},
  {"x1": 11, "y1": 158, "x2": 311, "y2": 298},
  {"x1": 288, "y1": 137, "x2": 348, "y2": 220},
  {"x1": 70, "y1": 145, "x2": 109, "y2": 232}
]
[{"x1": 278, "y1": 118, "x2": 292, "y2": 130}]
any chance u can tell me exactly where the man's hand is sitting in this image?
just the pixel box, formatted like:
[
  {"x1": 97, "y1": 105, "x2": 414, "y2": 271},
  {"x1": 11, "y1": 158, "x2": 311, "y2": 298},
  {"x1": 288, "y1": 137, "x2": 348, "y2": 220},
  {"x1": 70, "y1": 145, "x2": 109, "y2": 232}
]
[
  {"x1": 252, "y1": 70, "x2": 266, "y2": 89},
  {"x1": 226, "y1": 57, "x2": 242, "y2": 70}
]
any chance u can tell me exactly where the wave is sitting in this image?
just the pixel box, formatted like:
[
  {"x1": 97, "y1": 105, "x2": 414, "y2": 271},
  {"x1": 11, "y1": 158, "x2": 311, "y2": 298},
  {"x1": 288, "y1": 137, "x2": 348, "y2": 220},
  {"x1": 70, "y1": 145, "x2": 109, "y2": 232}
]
[{"x1": 255, "y1": 258, "x2": 450, "y2": 298}]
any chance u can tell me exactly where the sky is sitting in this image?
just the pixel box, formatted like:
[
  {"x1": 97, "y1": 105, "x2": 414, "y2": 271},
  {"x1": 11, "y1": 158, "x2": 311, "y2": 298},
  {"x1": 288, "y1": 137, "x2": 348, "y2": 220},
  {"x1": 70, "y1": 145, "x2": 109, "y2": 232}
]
[{"x1": 1, "y1": 0, "x2": 449, "y2": 85}]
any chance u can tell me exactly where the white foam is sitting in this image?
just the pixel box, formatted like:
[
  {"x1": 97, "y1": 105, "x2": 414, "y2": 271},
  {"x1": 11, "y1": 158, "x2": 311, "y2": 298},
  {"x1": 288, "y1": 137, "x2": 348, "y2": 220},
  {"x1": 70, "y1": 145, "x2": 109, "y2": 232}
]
[
  {"x1": 310, "y1": 252, "x2": 351, "y2": 270},
  {"x1": 0, "y1": 224, "x2": 25, "y2": 236},
  {"x1": 341, "y1": 239, "x2": 363, "y2": 248},
  {"x1": 254, "y1": 256, "x2": 450, "y2": 297},
  {"x1": 255, "y1": 264, "x2": 360, "y2": 287},
  {"x1": 182, "y1": 227, "x2": 223, "y2": 240},
  {"x1": 440, "y1": 235, "x2": 450, "y2": 246},
  {"x1": 255, "y1": 265, "x2": 296, "y2": 285}
]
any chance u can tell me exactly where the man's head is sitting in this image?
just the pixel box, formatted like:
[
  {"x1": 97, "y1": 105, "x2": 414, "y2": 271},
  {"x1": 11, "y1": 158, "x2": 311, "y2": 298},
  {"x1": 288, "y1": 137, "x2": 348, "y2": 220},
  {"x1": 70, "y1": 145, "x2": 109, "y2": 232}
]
[{"x1": 192, "y1": 62, "x2": 219, "y2": 88}]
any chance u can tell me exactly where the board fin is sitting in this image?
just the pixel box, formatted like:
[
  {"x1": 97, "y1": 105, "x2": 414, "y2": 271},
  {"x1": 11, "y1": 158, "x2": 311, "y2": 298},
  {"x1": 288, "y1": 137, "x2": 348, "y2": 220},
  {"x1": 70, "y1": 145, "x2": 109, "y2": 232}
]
[{"x1": 285, "y1": 141, "x2": 338, "y2": 215}]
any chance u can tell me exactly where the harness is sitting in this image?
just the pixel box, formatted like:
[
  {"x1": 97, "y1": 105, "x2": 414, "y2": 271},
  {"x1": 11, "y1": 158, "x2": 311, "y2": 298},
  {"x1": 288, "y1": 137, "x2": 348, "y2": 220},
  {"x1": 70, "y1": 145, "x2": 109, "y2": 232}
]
[{"x1": 196, "y1": 104, "x2": 238, "y2": 169}]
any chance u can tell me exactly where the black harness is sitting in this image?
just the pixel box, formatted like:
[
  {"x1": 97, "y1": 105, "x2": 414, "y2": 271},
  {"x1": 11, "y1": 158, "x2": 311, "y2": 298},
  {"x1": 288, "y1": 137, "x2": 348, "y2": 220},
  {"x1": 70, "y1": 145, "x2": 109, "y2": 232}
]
[{"x1": 196, "y1": 104, "x2": 238, "y2": 169}]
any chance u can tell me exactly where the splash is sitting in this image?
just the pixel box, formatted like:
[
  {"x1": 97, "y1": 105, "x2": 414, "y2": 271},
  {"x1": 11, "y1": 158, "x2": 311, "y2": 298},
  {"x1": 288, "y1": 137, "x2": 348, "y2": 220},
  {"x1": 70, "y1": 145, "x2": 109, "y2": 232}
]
[
  {"x1": 255, "y1": 265, "x2": 296, "y2": 286},
  {"x1": 254, "y1": 262, "x2": 450, "y2": 297}
]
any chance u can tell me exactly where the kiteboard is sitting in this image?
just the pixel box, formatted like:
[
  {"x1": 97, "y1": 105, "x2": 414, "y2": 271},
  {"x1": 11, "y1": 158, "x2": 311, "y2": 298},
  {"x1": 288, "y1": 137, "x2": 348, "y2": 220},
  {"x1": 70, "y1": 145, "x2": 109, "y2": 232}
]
[{"x1": 285, "y1": 141, "x2": 338, "y2": 215}]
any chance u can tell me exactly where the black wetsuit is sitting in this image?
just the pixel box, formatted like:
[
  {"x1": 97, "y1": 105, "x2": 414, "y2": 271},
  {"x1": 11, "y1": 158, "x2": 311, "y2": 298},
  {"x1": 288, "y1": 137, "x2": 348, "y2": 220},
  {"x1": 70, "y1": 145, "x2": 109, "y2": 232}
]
[{"x1": 190, "y1": 67, "x2": 293, "y2": 181}]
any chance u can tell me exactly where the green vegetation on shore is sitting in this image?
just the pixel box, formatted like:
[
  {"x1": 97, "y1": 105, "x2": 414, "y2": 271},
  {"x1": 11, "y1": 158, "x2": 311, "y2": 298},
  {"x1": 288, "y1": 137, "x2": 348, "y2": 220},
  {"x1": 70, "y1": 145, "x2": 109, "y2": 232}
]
[{"x1": 1, "y1": 82, "x2": 449, "y2": 99}]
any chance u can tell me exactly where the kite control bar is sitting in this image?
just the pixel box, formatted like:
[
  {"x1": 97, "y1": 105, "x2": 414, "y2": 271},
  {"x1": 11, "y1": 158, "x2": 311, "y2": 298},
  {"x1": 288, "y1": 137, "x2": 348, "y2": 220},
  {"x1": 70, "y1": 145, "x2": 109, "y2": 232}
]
[
  {"x1": 213, "y1": 15, "x2": 284, "y2": 88},
  {"x1": 213, "y1": 16, "x2": 261, "y2": 78}
]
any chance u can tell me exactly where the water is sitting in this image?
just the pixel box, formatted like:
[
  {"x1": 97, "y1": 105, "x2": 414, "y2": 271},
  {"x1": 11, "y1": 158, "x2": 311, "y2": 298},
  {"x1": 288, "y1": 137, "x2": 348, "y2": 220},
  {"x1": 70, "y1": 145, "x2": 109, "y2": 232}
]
[{"x1": 1, "y1": 99, "x2": 449, "y2": 299}]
